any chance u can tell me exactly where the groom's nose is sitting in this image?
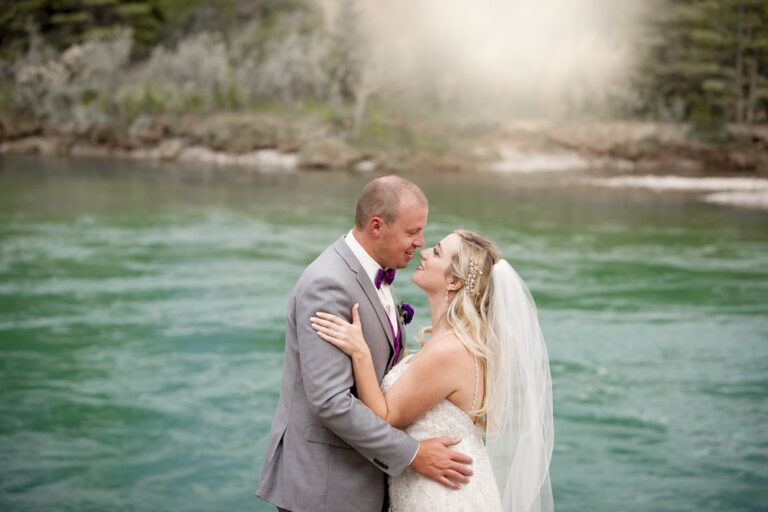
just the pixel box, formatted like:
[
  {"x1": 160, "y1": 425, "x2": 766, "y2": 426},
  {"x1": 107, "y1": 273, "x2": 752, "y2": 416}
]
[{"x1": 414, "y1": 232, "x2": 424, "y2": 248}]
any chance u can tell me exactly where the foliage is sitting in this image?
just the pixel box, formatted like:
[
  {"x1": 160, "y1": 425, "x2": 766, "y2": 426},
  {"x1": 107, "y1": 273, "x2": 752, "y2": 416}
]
[
  {"x1": 10, "y1": 23, "x2": 132, "y2": 130},
  {"x1": 249, "y1": 18, "x2": 332, "y2": 103},
  {"x1": 2, "y1": 0, "x2": 768, "y2": 134},
  {"x1": 119, "y1": 31, "x2": 234, "y2": 114},
  {"x1": 0, "y1": 0, "x2": 162, "y2": 59},
  {"x1": 635, "y1": 0, "x2": 768, "y2": 127},
  {"x1": 327, "y1": 0, "x2": 366, "y2": 103}
]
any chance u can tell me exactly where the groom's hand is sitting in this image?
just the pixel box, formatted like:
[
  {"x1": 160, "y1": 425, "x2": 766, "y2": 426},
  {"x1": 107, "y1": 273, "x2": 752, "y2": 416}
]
[{"x1": 410, "y1": 438, "x2": 473, "y2": 490}]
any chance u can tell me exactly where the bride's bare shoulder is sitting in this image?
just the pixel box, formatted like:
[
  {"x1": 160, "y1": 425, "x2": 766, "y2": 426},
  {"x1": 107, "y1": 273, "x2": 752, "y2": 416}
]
[{"x1": 419, "y1": 333, "x2": 475, "y2": 365}]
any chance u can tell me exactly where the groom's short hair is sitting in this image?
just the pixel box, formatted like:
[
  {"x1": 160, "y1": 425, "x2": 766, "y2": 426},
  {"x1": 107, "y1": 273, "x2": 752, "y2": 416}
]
[{"x1": 354, "y1": 175, "x2": 426, "y2": 229}]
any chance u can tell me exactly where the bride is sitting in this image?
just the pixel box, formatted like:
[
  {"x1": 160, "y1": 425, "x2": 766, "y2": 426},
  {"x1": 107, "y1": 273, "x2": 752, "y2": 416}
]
[{"x1": 311, "y1": 230, "x2": 554, "y2": 512}]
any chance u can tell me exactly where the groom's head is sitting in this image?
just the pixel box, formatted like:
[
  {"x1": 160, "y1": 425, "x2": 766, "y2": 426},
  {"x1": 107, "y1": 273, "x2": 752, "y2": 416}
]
[{"x1": 353, "y1": 175, "x2": 428, "y2": 270}]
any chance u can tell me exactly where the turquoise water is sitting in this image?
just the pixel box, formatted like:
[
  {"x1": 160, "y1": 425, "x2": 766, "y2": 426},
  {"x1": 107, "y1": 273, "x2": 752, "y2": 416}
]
[{"x1": 1, "y1": 155, "x2": 767, "y2": 511}]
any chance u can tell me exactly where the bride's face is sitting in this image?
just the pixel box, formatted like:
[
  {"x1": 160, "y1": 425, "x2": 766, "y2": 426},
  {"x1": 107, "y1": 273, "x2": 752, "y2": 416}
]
[{"x1": 411, "y1": 233, "x2": 462, "y2": 294}]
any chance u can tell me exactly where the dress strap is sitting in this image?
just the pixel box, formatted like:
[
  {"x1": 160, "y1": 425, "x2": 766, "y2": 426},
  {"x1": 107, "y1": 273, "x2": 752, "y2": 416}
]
[{"x1": 470, "y1": 354, "x2": 479, "y2": 414}]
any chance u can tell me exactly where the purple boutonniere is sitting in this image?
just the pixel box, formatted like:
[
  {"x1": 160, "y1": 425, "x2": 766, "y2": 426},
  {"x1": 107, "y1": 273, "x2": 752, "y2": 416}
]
[{"x1": 397, "y1": 301, "x2": 414, "y2": 325}]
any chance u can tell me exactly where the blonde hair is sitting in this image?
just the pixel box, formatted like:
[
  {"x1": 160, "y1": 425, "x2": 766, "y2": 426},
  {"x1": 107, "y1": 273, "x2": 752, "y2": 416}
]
[{"x1": 417, "y1": 229, "x2": 499, "y2": 430}]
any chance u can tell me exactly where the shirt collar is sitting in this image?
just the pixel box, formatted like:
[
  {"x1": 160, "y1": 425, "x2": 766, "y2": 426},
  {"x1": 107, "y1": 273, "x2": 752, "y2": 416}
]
[{"x1": 345, "y1": 229, "x2": 387, "y2": 287}]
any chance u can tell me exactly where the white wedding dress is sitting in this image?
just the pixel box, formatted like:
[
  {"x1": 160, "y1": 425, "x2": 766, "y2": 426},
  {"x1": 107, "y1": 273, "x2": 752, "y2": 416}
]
[{"x1": 382, "y1": 353, "x2": 502, "y2": 512}]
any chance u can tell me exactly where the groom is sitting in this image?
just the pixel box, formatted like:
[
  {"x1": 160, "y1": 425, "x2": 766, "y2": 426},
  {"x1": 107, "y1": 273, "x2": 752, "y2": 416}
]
[{"x1": 256, "y1": 176, "x2": 473, "y2": 512}]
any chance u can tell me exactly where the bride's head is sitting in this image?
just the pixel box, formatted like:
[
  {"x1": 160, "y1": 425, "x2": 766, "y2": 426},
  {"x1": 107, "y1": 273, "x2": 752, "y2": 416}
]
[
  {"x1": 412, "y1": 230, "x2": 498, "y2": 304},
  {"x1": 412, "y1": 229, "x2": 499, "y2": 419}
]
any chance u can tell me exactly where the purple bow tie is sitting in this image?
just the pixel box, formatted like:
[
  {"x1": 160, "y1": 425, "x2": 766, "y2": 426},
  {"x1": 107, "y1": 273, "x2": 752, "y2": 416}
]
[{"x1": 375, "y1": 267, "x2": 396, "y2": 289}]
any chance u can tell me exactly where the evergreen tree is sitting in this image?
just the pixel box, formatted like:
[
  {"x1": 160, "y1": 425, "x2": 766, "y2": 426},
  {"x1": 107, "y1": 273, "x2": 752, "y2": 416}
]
[
  {"x1": 0, "y1": 0, "x2": 185, "y2": 60},
  {"x1": 636, "y1": 0, "x2": 768, "y2": 127},
  {"x1": 329, "y1": 0, "x2": 370, "y2": 133}
]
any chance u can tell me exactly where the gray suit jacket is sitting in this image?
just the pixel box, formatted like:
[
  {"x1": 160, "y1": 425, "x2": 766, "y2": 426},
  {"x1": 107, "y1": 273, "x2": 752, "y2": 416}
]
[{"x1": 256, "y1": 236, "x2": 419, "y2": 512}]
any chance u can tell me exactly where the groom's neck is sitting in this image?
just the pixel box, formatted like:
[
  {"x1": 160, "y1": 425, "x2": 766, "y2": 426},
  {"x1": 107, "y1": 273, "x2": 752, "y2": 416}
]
[{"x1": 351, "y1": 228, "x2": 386, "y2": 268}]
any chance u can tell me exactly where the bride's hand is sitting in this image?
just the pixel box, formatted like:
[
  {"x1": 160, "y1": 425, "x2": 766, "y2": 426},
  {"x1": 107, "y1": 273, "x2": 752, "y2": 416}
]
[{"x1": 311, "y1": 304, "x2": 369, "y2": 359}]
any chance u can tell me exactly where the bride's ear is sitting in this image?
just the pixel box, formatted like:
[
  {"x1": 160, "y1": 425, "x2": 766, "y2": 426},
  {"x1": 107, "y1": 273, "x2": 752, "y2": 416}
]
[{"x1": 446, "y1": 276, "x2": 463, "y2": 292}]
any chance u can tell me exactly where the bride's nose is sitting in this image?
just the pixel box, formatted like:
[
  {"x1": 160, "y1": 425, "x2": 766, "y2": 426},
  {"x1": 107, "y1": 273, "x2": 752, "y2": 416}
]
[{"x1": 420, "y1": 248, "x2": 430, "y2": 259}]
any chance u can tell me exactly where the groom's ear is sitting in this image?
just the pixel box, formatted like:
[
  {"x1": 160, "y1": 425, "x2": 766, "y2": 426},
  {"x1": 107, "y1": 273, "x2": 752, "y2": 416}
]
[{"x1": 369, "y1": 216, "x2": 384, "y2": 238}]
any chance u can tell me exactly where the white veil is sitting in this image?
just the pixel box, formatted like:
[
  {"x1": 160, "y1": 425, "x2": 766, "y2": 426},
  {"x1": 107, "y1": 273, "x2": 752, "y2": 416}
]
[{"x1": 485, "y1": 260, "x2": 554, "y2": 512}]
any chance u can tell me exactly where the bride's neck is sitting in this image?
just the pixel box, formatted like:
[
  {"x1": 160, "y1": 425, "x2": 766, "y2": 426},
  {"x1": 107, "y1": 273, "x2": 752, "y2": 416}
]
[{"x1": 426, "y1": 293, "x2": 450, "y2": 336}]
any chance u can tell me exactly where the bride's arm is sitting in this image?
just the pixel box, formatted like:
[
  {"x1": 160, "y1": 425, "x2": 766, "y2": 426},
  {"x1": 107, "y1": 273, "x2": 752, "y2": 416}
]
[
  {"x1": 311, "y1": 305, "x2": 460, "y2": 429},
  {"x1": 312, "y1": 304, "x2": 389, "y2": 420}
]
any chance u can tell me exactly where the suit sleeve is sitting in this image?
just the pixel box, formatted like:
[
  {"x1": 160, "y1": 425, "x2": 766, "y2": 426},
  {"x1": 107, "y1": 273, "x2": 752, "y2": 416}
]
[{"x1": 294, "y1": 275, "x2": 419, "y2": 477}]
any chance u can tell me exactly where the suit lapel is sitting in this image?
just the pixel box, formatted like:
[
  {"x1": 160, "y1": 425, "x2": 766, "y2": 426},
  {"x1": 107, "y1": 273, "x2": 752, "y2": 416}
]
[
  {"x1": 334, "y1": 237, "x2": 395, "y2": 350},
  {"x1": 388, "y1": 287, "x2": 405, "y2": 340},
  {"x1": 357, "y1": 273, "x2": 396, "y2": 348}
]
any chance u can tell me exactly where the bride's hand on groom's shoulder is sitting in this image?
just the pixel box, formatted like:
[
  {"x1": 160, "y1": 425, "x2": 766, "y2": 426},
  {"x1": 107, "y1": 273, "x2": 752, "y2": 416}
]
[{"x1": 311, "y1": 304, "x2": 369, "y2": 359}]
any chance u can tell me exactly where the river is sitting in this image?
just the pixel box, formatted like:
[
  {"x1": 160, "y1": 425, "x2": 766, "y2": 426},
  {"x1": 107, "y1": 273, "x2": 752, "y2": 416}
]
[{"x1": 1, "y1": 154, "x2": 767, "y2": 511}]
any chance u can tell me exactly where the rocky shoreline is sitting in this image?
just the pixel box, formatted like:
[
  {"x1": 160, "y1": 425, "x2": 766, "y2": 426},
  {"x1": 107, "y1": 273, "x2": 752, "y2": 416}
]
[{"x1": 1, "y1": 112, "x2": 767, "y2": 177}]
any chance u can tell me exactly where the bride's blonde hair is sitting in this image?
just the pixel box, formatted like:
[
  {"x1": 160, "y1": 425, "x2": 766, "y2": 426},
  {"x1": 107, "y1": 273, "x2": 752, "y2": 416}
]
[{"x1": 417, "y1": 229, "x2": 499, "y2": 429}]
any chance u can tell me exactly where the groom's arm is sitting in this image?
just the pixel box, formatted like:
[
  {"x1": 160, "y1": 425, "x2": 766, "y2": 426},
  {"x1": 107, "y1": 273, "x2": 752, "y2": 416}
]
[{"x1": 295, "y1": 275, "x2": 418, "y2": 477}]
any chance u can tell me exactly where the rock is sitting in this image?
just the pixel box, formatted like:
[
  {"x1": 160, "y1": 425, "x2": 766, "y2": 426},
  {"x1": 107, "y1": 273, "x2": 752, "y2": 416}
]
[
  {"x1": 354, "y1": 159, "x2": 377, "y2": 172},
  {"x1": 636, "y1": 156, "x2": 703, "y2": 173},
  {"x1": 0, "y1": 136, "x2": 78, "y2": 156},
  {"x1": 129, "y1": 115, "x2": 166, "y2": 145},
  {"x1": 70, "y1": 142, "x2": 116, "y2": 158},
  {"x1": 202, "y1": 115, "x2": 268, "y2": 151},
  {"x1": 200, "y1": 114, "x2": 309, "y2": 154},
  {"x1": 176, "y1": 145, "x2": 298, "y2": 170},
  {"x1": 225, "y1": 136, "x2": 260, "y2": 154},
  {"x1": 1, "y1": 137, "x2": 42, "y2": 154},
  {"x1": 244, "y1": 149, "x2": 298, "y2": 170},
  {"x1": 384, "y1": 150, "x2": 474, "y2": 173},
  {"x1": 298, "y1": 137, "x2": 362, "y2": 169},
  {"x1": 728, "y1": 151, "x2": 756, "y2": 170},
  {"x1": 175, "y1": 114, "x2": 205, "y2": 140},
  {"x1": 52, "y1": 137, "x2": 75, "y2": 156},
  {"x1": 158, "y1": 138, "x2": 185, "y2": 161},
  {"x1": 89, "y1": 124, "x2": 127, "y2": 148},
  {"x1": 728, "y1": 124, "x2": 768, "y2": 145},
  {"x1": 0, "y1": 112, "x2": 42, "y2": 140}
]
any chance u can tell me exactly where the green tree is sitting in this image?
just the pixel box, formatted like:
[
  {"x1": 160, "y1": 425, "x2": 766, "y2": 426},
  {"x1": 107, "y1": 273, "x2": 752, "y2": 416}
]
[
  {"x1": 328, "y1": 0, "x2": 370, "y2": 134},
  {"x1": 0, "y1": 0, "x2": 184, "y2": 60},
  {"x1": 636, "y1": 0, "x2": 768, "y2": 128}
]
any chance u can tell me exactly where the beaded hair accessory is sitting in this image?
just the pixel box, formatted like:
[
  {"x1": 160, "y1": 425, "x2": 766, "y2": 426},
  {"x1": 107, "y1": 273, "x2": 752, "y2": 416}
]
[{"x1": 466, "y1": 257, "x2": 482, "y2": 294}]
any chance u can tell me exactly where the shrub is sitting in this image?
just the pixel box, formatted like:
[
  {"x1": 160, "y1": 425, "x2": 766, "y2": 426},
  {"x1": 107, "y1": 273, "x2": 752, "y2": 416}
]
[
  {"x1": 11, "y1": 25, "x2": 132, "y2": 130},
  {"x1": 235, "y1": 11, "x2": 333, "y2": 106},
  {"x1": 117, "y1": 31, "x2": 238, "y2": 114}
]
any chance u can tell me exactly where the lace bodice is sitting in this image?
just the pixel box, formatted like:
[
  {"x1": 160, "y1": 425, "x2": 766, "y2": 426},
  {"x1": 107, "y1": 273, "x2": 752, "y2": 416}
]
[
  {"x1": 382, "y1": 353, "x2": 502, "y2": 512},
  {"x1": 382, "y1": 353, "x2": 481, "y2": 439}
]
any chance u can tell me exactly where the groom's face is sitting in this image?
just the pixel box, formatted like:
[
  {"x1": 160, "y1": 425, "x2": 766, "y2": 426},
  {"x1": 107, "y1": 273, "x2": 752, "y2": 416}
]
[{"x1": 377, "y1": 198, "x2": 428, "y2": 269}]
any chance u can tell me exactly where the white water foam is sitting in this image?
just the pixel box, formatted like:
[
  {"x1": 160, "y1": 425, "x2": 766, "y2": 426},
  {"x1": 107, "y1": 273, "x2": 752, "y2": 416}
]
[
  {"x1": 704, "y1": 191, "x2": 768, "y2": 209},
  {"x1": 589, "y1": 175, "x2": 768, "y2": 210}
]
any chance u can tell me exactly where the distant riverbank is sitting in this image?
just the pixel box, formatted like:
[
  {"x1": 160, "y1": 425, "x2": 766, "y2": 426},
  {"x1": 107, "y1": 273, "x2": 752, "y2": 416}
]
[{"x1": 3, "y1": 113, "x2": 767, "y2": 179}]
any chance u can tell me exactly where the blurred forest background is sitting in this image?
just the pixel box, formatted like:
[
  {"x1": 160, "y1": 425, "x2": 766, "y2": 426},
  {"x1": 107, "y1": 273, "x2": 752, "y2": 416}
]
[{"x1": 1, "y1": 0, "x2": 767, "y2": 170}]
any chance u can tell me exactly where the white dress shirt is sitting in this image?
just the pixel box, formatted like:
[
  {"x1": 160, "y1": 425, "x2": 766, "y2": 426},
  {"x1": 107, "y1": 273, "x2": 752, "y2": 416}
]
[{"x1": 345, "y1": 229, "x2": 399, "y2": 335}]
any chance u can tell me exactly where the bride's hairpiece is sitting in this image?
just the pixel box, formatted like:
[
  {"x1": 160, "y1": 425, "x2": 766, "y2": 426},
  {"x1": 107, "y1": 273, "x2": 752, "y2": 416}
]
[{"x1": 465, "y1": 257, "x2": 482, "y2": 294}]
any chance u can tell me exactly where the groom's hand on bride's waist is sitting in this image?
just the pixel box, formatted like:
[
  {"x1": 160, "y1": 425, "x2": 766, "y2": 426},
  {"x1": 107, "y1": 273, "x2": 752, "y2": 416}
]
[{"x1": 409, "y1": 437, "x2": 473, "y2": 490}]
